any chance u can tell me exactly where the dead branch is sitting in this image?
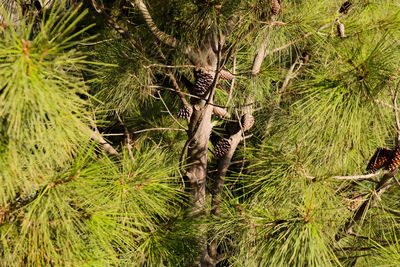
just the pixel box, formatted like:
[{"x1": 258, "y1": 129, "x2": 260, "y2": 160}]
[
  {"x1": 329, "y1": 170, "x2": 389, "y2": 181},
  {"x1": 390, "y1": 81, "x2": 400, "y2": 142},
  {"x1": 132, "y1": 127, "x2": 186, "y2": 134}
]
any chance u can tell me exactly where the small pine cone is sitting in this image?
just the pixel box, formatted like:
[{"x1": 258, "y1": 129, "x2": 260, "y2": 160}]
[
  {"x1": 241, "y1": 113, "x2": 255, "y2": 132},
  {"x1": 215, "y1": 138, "x2": 231, "y2": 158},
  {"x1": 177, "y1": 106, "x2": 192, "y2": 119},
  {"x1": 337, "y1": 21, "x2": 345, "y2": 38},
  {"x1": 347, "y1": 193, "x2": 363, "y2": 211},
  {"x1": 339, "y1": 1, "x2": 352, "y2": 14},
  {"x1": 271, "y1": 0, "x2": 280, "y2": 16},
  {"x1": 387, "y1": 146, "x2": 400, "y2": 171},
  {"x1": 194, "y1": 70, "x2": 214, "y2": 96},
  {"x1": 366, "y1": 147, "x2": 393, "y2": 171}
]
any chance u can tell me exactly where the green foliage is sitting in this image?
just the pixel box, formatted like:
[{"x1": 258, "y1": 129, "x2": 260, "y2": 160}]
[{"x1": 2, "y1": 0, "x2": 400, "y2": 266}]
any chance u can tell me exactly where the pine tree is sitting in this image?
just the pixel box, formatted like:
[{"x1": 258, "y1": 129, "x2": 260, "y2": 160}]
[{"x1": 1, "y1": 0, "x2": 400, "y2": 266}]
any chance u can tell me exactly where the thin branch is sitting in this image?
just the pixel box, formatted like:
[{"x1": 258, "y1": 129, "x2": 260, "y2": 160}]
[
  {"x1": 373, "y1": 98, "x2": 400, "y2": 111},
  {"x1": 265, "y1": 14, "x2": 349, "y2": 56},
  {"x1": 166, "y1": 72, "x2": 189, "y2": 107},
  {"x1": 90, "y1": 123, "x2": 120, "y2": 157},
  {"x1": 391, "y1": 81, "x2": 400, "y2": 143},
  {"x1": 116, "y1": 113, "x2": 135, "y2": 165},
  {"x1": 329, "y1": 170, "x2": 389, "y2": 181},
  {"x1": 132, "y1": 127, "x2": 186, "y2": 134},
  {"x1": 151, "y1": 86, "x2": 257, "y2": 109},
  {"x1": 1, "y1": 170, "x2": 81, "y2": 226},
  {"x1": 266, "y1": 58, "x2": 302, "y2": 134},
  {"x1": 336, "y1": 171, "x2": 397, "y2": 242},
  {"x1": 77, "y1": 38, "x2": 113, "y2": 46},
  {"x1": 225, "y1": 54, "x2": 236, "y2": 107},
  {"x1": 157, "y1": 91, "x2": 188, "y2": 130}
]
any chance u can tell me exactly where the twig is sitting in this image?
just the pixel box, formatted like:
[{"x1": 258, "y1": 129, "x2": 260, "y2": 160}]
[
  {"x1": 116, "y1": 113, "x2": 135, "y2": 165},
  {"x1": 329, "y1": 170, "x2": 389, "y2": 181},
  {"x1": 373, "y1": 99, "x2": 400, "y2": 111},
  {"x1": 132, "y1": 127, "x2": 186, "y2": 134},
  {"x1": 77, "y1": 39, "x2": 113, "y2": 46},
  {"x1": 391, "y1": 81, "x2": 400, "y2": 143},
  {"x1": 225, "y1": 54, "x2": 236, "y2": 107},
  {"x1": 264, "y1": 14, "x2": 349, "y2": 56},
  {"x1": 151, "y1": 85, "x2": 258, "y2": 109},
  {"x1": 266, "y1": 58, "x2": 302, "y2": 134},
  {"x1": 336, "y1": 171, "x2": 397, "y2": 242},
  {"x1": 166, "y1": 73, "x2": 189, "y2": 107},
  {"x1": 157, "y1": 91, "x2": 187, "y2": 130}
]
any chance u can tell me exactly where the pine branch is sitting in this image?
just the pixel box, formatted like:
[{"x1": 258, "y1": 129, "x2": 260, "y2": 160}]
[
  {"x1": 390, "y1": 81, "x2": 400, "y2": 143},
  {"x1": 131, "y1": 0, "x2": 193, "y2": 56},
  {"x1": 329, "y1": 170, "x2": 389, "y2": 181},
  {"x1": 265, "y1": 13, "x2": 352, "y2": 56},
  {"x1": 116, "y1": 113, "x2": 135, "y2": 164},
  {"x1": 90, "y1": 0, "x2": 141, "y2": 50},
  {"x1": 0, "y1": 171, "x2": 80, "y2": 226},
  {"x1": 156, "y1": 91, "x2": 188, "y2": 130},
  {"x1": 90, "y1": 128, "x2": 120, "y2": 156},
  {"x1": 336, "y1": 171, "x2": 398, "y2": 242}
]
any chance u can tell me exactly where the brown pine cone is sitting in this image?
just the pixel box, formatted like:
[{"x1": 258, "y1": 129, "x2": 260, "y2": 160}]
[
  {"x1": 337, "y1": 21, "x2": 345, "y2": 38},
  {"x1": 387, "y1": 146, "x2": 400, "y2": 171},
  {"x1": 177, "y1": 106, "x2": 192, "y2": 119},
  {"x1": 366, "y1": 147, "x2": 393, "y2": 172},
  {"x1": 271, "y1": 0, "x2": 280, "y2": 16},
  {"x1": 215, "y1": 138, "x2": 231, "y2": 158},
  {"x1": 194, "y1": 69, "x2": 214, "y2": 96}
]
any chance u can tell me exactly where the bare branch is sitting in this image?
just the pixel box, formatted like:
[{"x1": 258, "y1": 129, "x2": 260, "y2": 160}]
[
  {"x1": 329, "y1": 170, "x2": 389, "y2": 181},
  {"x1": 225, "y1": 54, "x2": 237, "y2": 107},
  {"x1": 157, "y1": 91, "x2": 188, "y2": 130},
  {"x1": 90, "y1": 131, "x2": 119, "y2": 156},
  {"x1": 390, "y1": 81, "x2": 400, "y2": 142},
  {"x1": 77, "y1": 39, "x2": 113, "y2": 46},
  {"x1": 132, "y1": 127, "x2": 186, "y2": 134},
  {"x1": 265, "y1": 14, "x2": 349, "y2": 56},
  {"x1": 166, "y1": 73, "x2": 189, "y2": 107},
  {"x1": 373, "y1": 98, "x2": 400, "y2": 111}
]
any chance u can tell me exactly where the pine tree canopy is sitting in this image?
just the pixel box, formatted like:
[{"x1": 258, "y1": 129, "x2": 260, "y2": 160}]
[{"x1": 1, "y1": 0, "x2": 400, "y2": 266}]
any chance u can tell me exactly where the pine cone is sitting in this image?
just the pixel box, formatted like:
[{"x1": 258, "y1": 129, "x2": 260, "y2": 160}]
[
  {"x1": 339, "y1": 1, "x2": 352, "y2": 14},
  {"x1": 366, "y1": 147, "x2": 393, "y2": 171},
  {"x1": 194, "y1": 69, "x2": 214, "y2": 96},
  {"x1": 177, "y1": 106, "x2": 192, "y2": 119},
  {"x1": 337, "y1": 21, "x2": 345, "y2": 38},
  {"x1": 271, "y1": 0, "x2": 280, "y2": 16},
  {"x1": 215, "y1": 138, "x2": 231, "y2": 158},
  {"x1": 346, "y1": 193, "x2": 363, "y2": 211},
  {"x1": 387, "y1": 146, "x2": 400, "y2": 171},
  {"x1": 241, "y1": 113, "x2": 255, "y2": 132}
]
